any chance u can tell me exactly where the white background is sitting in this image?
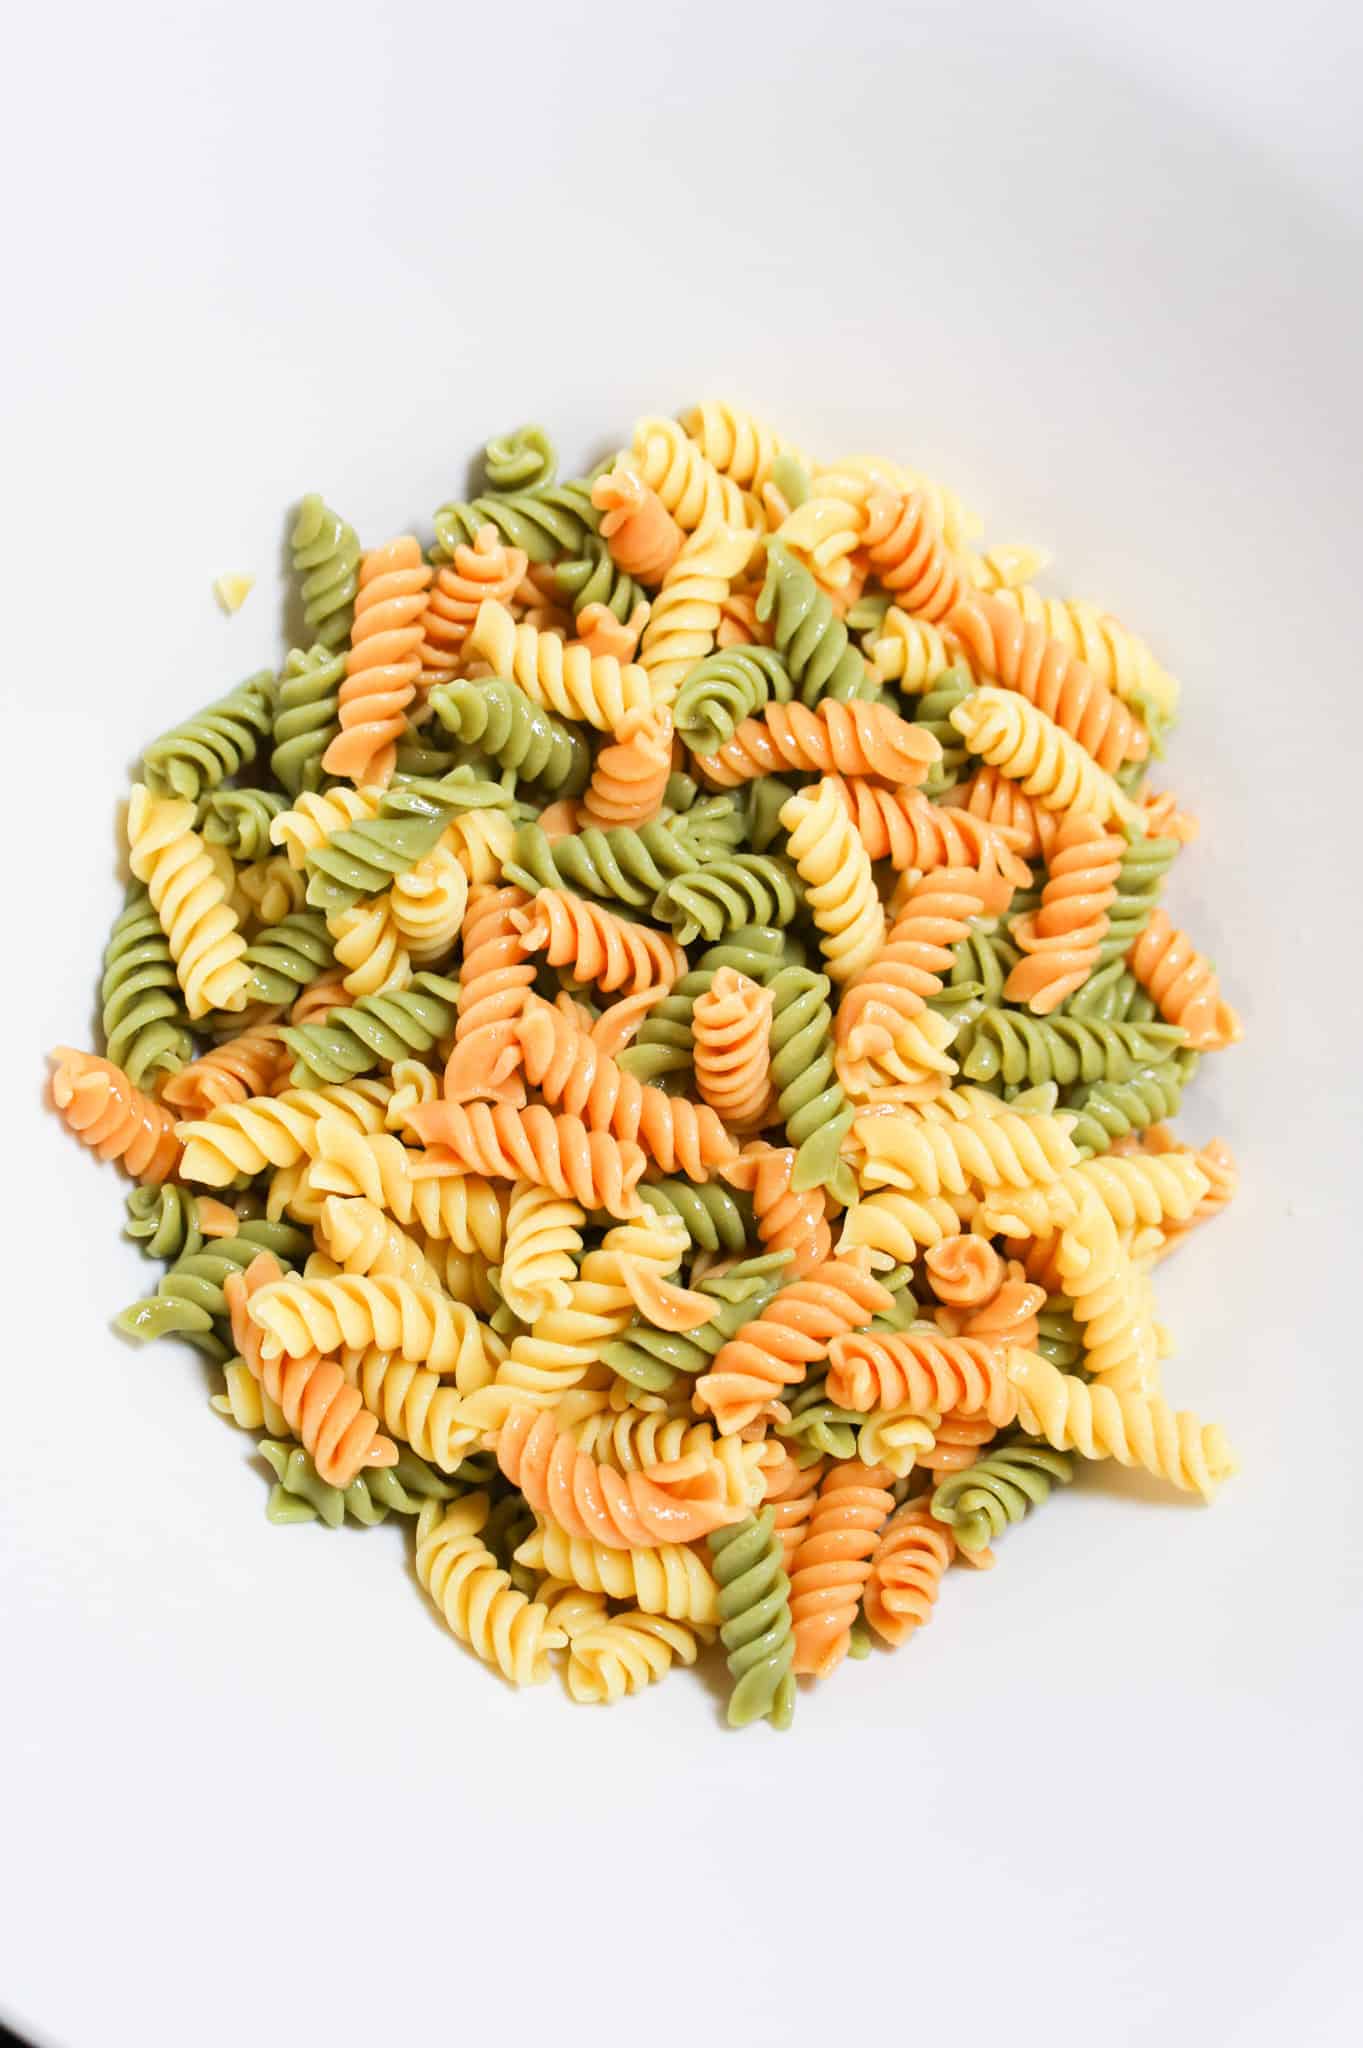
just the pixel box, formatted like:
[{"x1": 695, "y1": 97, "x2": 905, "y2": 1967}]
[{"x1": 4, "y1": 4, "x2": 1362, "y2": 2044}]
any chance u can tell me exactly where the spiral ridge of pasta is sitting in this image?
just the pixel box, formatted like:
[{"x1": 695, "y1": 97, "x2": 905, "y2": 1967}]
[
  {"x1": 565, "y1": 1611, "x2": 704, "y2": 1703},
  {"x1": 705, "y1": 1508, "x2": 797, "y2": 1728},
  {"x1": 291, "y1": 492, "x2": 360, "y2": 651},
  {"x1": 212, "y1": 1359, "x2": 289, "y2": 1435},
  {"x1": 301, "y1": 796, "x2": 490, "y2": 916},
  {"x1": 1002, "y1": 809, "x2": 1125, "y2": 1015},
  {"x1": 270, "y1": 783, "x2": 379, "y2": 872},
  {"x1": 258, "y1": 1438, "x2": 455, "y2": 1528},
  {"x1": 141, "y1": 671, "x2": 274, "y2": 804},
  {"x1": 635, "y1": 1177, "x2": 752, "y2": 1256},
  {"x1": 919, "y1": 1411, "x2": 999, "y2": 1476},
  {"x1": 767, "y1": 965, "x2": 857, "y2": 1202},
  {"x1": 1065, "y1": 1060, "x2": 1191, "y2": 1157},
  {"x1": 99, "y1": 884, "x2": 194, "y2": 1089},
  {"x1": 49, "y1": 1046, "x2": 181, "y2": 1183},
  {"x1": 680, "y1": 403, "x2": 804, "y2": 494},
  {"x1": 124, "y1": 1183, "x2": 230, "y2": 1261},
  {"x1": 246, "y1": 1270, "x2": 500, "y2": 1389},
  {"x1": 115, "y1": 1220, "x2": 306, "y2": 1351},
  {"x1": 338, "y1": 1345, "x2": 482, "y2": 1471},
  {"x1": 863, "y1": 1500, "x2": 957, "y2": 1646},
  {"x1": 420, "y1": 524, "x2": 529, "y2": 680},
  {"x1": 580, "y1": 704, "x2": 673, "y2": 831},
  {"x1": 512, "y1": 887, "x2": 683, "y2": 999},
  {"x1": 601, "y1": 1252, "x2": 789, "y2": 1396},
  {"x1": 590, "y1": 460, "x2": 685, "y2": 583},
  {"x1": 695, "y1": 697, "x2": 941, "y2": 789},
  {"x1": 638, "y1": 525, "x2": 758, "y2": 703},
  {"x1": 162, "y1": 1025, "x2": 290, "y2": 1114},
  {"x1": 504, "y1": 809, "x2": 722, "y2": 909},
  {"x1": 838, "y1": 1189, "x2": 967, "y2": 1263},
  {"x1": 127, "y1": 785, "x2": 251, "y2": 1019},
  {"x1": 547, "y1": 533, "x2": 651, "y2": 627},
  {"x1": 821, "y1": 776, "x2": 1031, "y2": 890},
  {"x1": 754, "y1": 541, "x2": 877, "y2": 704},
  {"x1": 722, "y1": 1143, "x2": 832, "y2": 1277},
  {"x1": 226, "y1": 1258, "x2": 402, "y2": 1488},
  {"x1": 571, "y1": 1407, "x2": 765, "y2": 1512},
  {"x1": 853, "y1": 1108, "x2": 1080, "y2": 1201},
  {"x1": 629, "y1": 416, "x2": 755, "y2": 534},
  {"x1": 1127, "y1": 908, "x2": 1242, "y2": 1051},
  {"x1": 780, "y1": 779, "x2": 885, "y2": 986},
  {"x1": 862, "y1": 487, "x2": 968, "y2": 622},
  {"x1": 675, "y1": 642, "x2": 794, "y2": 758},
  {"x1": 986, "y1": 585, "x2": 1179, "y2": 726},
  {"x1": 326, "y1": 893, "x2": 412, "y2": 1000},
  {"x1": 466, "y1": 600, "x2": 653, "y2": 733},
  {"x1": 673, "y1": 968, "x2": 773, "y2": 1133},
  {"x1": 947, "y1": 592, "x2": 1148, "y2": 773},
  {"x1": 498, "y1": 1181, "x2": 585, "y2": 1323},
  {"x1": 773, "y1": 479, "x2": 867, "y2": 595},
  {"x1": 868, "y1": 605, "x2": 956, "y2": 691},
  {"x1": 492, "y1": 1403, "x2": 744, "y2": 1548},
  {"x1": 787, "y1": 1460, "x2": 895, "y2": 1678},
  {"x1": 432, "y1": 478, "x2": 599, "y2": 566},
  {"x1": 656, "y1": 854, "x2": 804, "y2": 948},
  {"x1": 323, "y1": 537, "x2": 432, "y2": 785},
  {"x1": 269, "y1": 645, "x2": 345, "y2": 795},
  {"x1": 201, "y1": 788, "x2": 287, "y2": 865},
  {"x1": 515, "y1": 996, "x2": 738, "y2": 1179},
  {"x1": 387, "y1": 845, "x2": 467, "y2": 964},
  {"x1": 825, "y1": 1322, "x2": 1016, "y2": 1422},
  {"x1": 950, "y1": 686, "x2": 1144, "y2": 834},
  {"x1": 838, "y1": 857, "x2": 1012, "y2": 1061},
  {"x1": 694, "y1": 1253, "x2": 893, "y2": 1434},
  {"x1": 1006, "y1": 1348, "x2": 1234, "y2": 1498},
  {"x1": 942, "y1": 764, "x2": 1060, "y2": 862},
  {"x1": 427, "y1": 675, "x2": 589, "y2": 795},
  {"x1": 1149, "y1": 1135, "x2": 1238, "y2": 1257},
  {"x1": 925, "y1": 1233, "x2": 1006, "y2": 1308},
  {"x1": 407, "y1": 1101, "x2": 647, "y2": 1220},
  {"x1": 175, "y1": 1076, "x2": 389, "y2": 1184},
  {"x1": 416, "y1": 1494, "x2": 566, "y2": 1684},
  {"x1": 518, "y1": 1519, "x2": 718, "y2": 1625},
  {"x1": 957, "y1": 1007, "x2": 1186, "y2": 1089}
]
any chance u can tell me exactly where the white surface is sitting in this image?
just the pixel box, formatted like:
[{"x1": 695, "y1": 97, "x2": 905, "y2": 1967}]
[{"x1": 5, "y1": 4, "x2": 1363, "y2": 2045}]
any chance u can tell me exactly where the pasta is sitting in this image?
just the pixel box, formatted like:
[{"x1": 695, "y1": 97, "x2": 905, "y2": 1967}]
[{"x1": 50, "y1": 399, "x2": 1242, "y2": 1723}]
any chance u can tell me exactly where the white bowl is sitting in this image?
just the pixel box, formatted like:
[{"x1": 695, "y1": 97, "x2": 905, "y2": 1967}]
[{"x1": 7, "y1": 6, "x2": 1362, "y2": 2046}]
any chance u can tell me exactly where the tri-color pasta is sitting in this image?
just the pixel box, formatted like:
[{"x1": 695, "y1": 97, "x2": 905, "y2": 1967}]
[{"x1": 49, "y1": 400, "x2": 1241, "y2": 1726}]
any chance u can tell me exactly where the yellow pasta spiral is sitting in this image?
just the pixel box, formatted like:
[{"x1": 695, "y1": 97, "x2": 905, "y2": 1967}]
[
  {"x1": 780, "y1": 777, "x2": 885, "y2": 985},
  {"x1": 629, "y1": 416, "x2": 756, "y2": 533},
  {"x1": 247, "y1": 1272, "x2": 500, "y2": 1384},
  {"x1": 986, "y1": 586, "x2": 1179, "y2": 723},
  {"x1": 270, "y1": 784, "x2": 381, "y2": 870},
  {"x1": 949, "y1": 688, "x2": 1143, "y2": 831},
  {"x1": 176, "y1": 1079, "x2": 391, "y2": 1184},
  {"x1": 514, "y1": 1517, "x2": 719, "y2": 1625},
  {"x1": 1006, "y1": 1348, "x2": 1234, "y2": 1499},
  {"x1": 341, "y1": 1344, "x2": 484, "y2": 1470},
  {"x1": 415, "y1": 1495, "x2": 566, "y2": 1684},
  {"x1": 388, "y1": 839, "x2": 468, "y2": 963},
  {"x1": 303, "y1": 1121, "x2": 506, "y2": 1254},
  {"x1": 127, "y1": 785, "x2": 251, "y2": 1019},
  {"x1": 565, "y1": 1611, "x2": 705, "y2": 1703},
  {"x1": 498, "y1": 1181, "x2": 586, "y2": 1323},
  {"x1": 852, "y1": 1108, "x2": 1080, "y2": 1199},
  {"x1": 637, "y1": 525, "x2": 757, "y2": 703},
  {"x1": 466, "y1": 599, "x2": 654, "y2": 732},
  {"x1": 868, "y1": 607, "x2": 956, "y2": 690},
  {"x1": 679, "y1": 402, "x2": 806, "y2": 493},
  {"x1": 839, "y1": 1189, "x2": 973, "y2": 1263},
  {"x1": 327, "y1": 893, "x2": 412, "y2": 998}
]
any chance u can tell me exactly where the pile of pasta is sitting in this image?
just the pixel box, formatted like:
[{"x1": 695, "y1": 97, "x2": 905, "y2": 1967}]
[{"x1": 49, "y1": 404, "x2": 1242, "y2": 1725}]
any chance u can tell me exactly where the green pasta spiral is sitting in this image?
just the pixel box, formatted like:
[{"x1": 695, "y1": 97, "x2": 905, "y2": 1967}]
[
  {"x1": 708, "y1": 1509, "x2": 797, "y2": 1732},
  {"x1": 777, "y1": 1375, "x2": 862, "y2": 1465},
  {"x1": 282, "y1": 973, "x2": 459, "y2": 1086},
  {"x1": 635, "y1": 1177, "x2": 754, "y2": 1254},
  {"x1": 913, "y1": 665, "x2": 973, "y2": 794},
  {"x1": 1063, "y1": 1055, "x2": 1196, "y2": 1157},
  {"x1": 930, "y1": 1445, "x2": 1075, "y2": 1553},
  {"x1": 201, "y1": 910, "x2": 334, "y2": 1022},
  {"x1": 955, "y1": 1008, "x2": 1187, "y2": 1087},
  {"x1": 503, "y1": 813, "x2": 723, "y2": 909},
  {"x1": 1058, "y1": 960, "x2": 1155, "y2": 1023},
  {"x1": 1095, "y1": 829, "x2": 1180, "y2": 964},
  {"x1": 115, "y1": 1223, "x2": 310, "y2": 1359},
  {"x1": 291, "y1": 493, "x2": 360, "y2": 650},
  {"x1": 482, "y1": 423, "x2": 557, "y2": 493},
  {"x1": 393, "y1": 731, "x2": 462, "y2": 779},
  {"x1": 432, "y1": 479, "x2": 599, "y2": 565},
  {"x1": 100, "y1": 883, "x2": 194, "y2": 1088},
  {"x1": 141, "y1": 670, "x2": 275, "y2": 802},
  {"x1": 271, "y1": 644, "x2": 345, "y2": 795},
  {"x1": 618, "y1": 929, "x2": 790, "y2": 1085},
  {"x1": 932, "y1": 926, "x2": 1018, "y2": 1013},
  {"x1": 602, "y1": 1252, "x2": 790, "y2": 1395},
  {"x1": 740, "y1": 776, "x2": 800, "y2": 855},
  {"x1": 427, "y1": 676, "x2": 590, "y2": 795},
  {"x1": 305, "y1": 768, "x2": 511, "y2": 913},
  {"x1": 199, "y1": 788, "x2": 285, "y2": 862},
  {"x1": 1036, "y1": 1297, "x2": 1084, "y2": 1373},
  {"x1": 674, "y1": 645, "x2": 792, "y2": 754},
  {"x1": 768, "y1": 453, "x2": 811, "y2": 508},
  {"x1": 846, "y1": 587, "x2": 892, "y2": 640},
  {"x1": 124, "y1": 1184, "x2": 211, "y2": 1262},
  {"x1": 260, "y1": 1440, "x2": 459, "y2": 1528},
  {"x1": 547, "y1": 535, "x2": 649, "y2": 622},
  {"x1": 756, "y1": 541, "x2": 876, "y2": 704},
  {"x1": 768, "y1": 965, "x2": 856, "y2": 1202},
  {"x1": 654, "y1": 854, "x2": 804, "y2": 945}
]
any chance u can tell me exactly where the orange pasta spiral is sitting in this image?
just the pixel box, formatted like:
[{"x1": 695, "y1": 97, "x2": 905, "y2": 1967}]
[
  {"x1": 825, "y1": 1325, "x2": 1017, "y2": 1422},
  {"x1": 1141, "y1": 787, "x2": 1199, "y2": 845},
  {"x1": 1004, "y1": 810, "x2": 1124, "y2": 1014},
  {"x1": 161, "y1": 1025, "x2": 290, "y2": 1114},
  {"x1": 723, "y1": 1144, "x2": 832, "y2": 1278},
  {"x1": 937, "y1": 1267, "x2": 1045, "y2": 1353},
  {"x1": 406, "y1": 1101, "x2": 646, "y2": 1219},
  {"x1": 715, "y1": 585, "x2": 770, "y2": 649},
  {"x1": 693, "y1": 700, "x2": 941, "y2": 789},
  {"x1": 941, "y1": 766, "x2": 1060, "y2": 861},
  {"x1": 946, "y1": 592, "x2": 1147, "y2": 771},
  {"x1": 835, "y1": 857, "x2": 1013, "y2": 1059},
  {"x1": 323, "y1": 536, "x2": 432, "y2": 785},
  {"x1": 788, "y1": 1460, "x2": 896, "y2": 1677},
  {"x1": 924, "y1": 1233, "x2": 1006, "y2": 1308},
  {"x1": 511, "y1": 888, "x2": 685, "y2": 997},
  {"x1": 919, "y1": 1411, "x2": 999, "y2": 1476},
  {"x1": 860, "y1": 487, "x2": 967, "y2": 621},
  {"x1": 290, "y1": 976, "x2": 350, "y2": 1026},
  {"x1": 224, "y1": 1253, "x2": 399, "y2": 1487},
  {"x1": 49, "y1": 1047, "x2": 181, "y2": 1183},
  {"x1": 579, "y1": 704, "x2": 673, "y2": 831},
  {"x1": 514, "y1": 996, "x2": 738, "y2": 1179},
  {"x1": 591, "y1": 461, "x2": 685, "y2": 582},
  {"x1": 421, "y1": 523, "x2": 528, "y2": 681},
  {"x1": 863, "y1": 1500, "x2": 959, "y2": 1646},
  {"x1": 492, "y1": 1404, "x2": 743, "y2": 1549},
  {"x1": 823, "y1": 775, "x2": 1031, "y2": 886},
  {"x1": 690, "y1": 969, "x2": 775, "y2": 1133},
  {"x1": 1128, "y1": 909, "x2": 1242, "y2": 1050},
  {"x1": 575, "y1": 601, "x2": 649, "y2": 662},
  {"x1": 765, "y1": 1452, "x2": 827, "y2": 1570},
  {"x1": 442, "y1": 884, "x2": 536, "y2": 1104},
  {"x1": 694, "y1": 1253, "x2": 894, "y2": 1434},
  {"x1": 1144, "y1": 1133, "x2": 1238, "y2": 1256}
]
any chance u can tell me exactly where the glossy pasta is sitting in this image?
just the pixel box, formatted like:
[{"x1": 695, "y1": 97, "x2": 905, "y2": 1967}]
[{"x1": 51, "y1": 398, "x2": 1242, "y2": 1726}]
